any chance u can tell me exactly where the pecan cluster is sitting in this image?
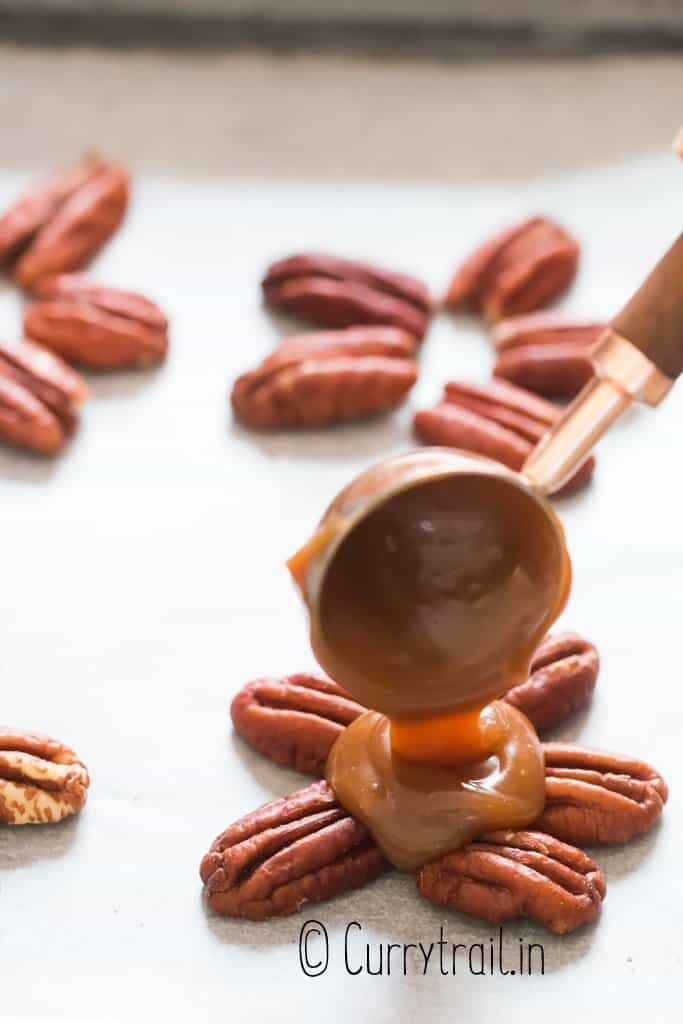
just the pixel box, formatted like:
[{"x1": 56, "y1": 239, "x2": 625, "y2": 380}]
[
  {"x1": 236, "y1": 213, "x2": 601, "y2": 436},
  {"x1": 207, "y1": 630, "x2": 670, "y2": 933},
  {"x1": 0, "y1": 726, "x2": 90, "y2": 825},
  {"x1": 409, "y1": 218, "x2": 605, "y2": 448},
  {"x1": 414, "y1": 377, "x2": 595, "y2": 496},
  {"x1": 0, "y1": 155, "x2": 169, "y2": 457},
  {"x1": 204, "y1": 741, "x2": 666, "y2": 933}
]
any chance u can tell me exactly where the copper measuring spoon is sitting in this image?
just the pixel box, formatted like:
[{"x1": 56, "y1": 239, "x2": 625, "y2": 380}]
[{"x1": 289, "y1": 232, "x2": 683, "y2": 719}]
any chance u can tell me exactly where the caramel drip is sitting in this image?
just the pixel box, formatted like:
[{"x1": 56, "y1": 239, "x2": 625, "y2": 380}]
[
  {"x1": 290, "y1": 455, "x2": 570, "y2": 869},
  {"x1": 389, "y1": 702, "x2": 497, "y2": 766},
  {"x1": 287, "y1": 517, "x2": 343, "y2": 590},
  {"x1": 327, "y1": 703, "x2": 545, "y2": 871}
]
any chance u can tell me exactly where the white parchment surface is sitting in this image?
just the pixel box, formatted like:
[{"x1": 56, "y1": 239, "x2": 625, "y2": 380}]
[{"x1": 0, "y1": 152, "x2": 681, "y2": 1022}]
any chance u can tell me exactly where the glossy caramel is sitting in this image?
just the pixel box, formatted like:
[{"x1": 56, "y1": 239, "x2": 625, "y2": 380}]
[
  {"x1": 389, "y1": 702, "x2": 493, "y2": 766},
  {"x1": 315, "y1": 473, "x2": 570, "y2": 718},
  {"x1": 327, "y1": 702, "x2": 545, "y2": 870}
]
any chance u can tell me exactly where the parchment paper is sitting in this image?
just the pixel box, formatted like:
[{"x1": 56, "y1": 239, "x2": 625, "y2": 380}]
[{"x1": 0, "y1": 151, "x2": 681, "y2": 1022}]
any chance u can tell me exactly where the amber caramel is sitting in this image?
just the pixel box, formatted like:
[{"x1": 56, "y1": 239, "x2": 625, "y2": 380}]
[
  {"x1": 326, "y1": 702, "x2": 545, "y2": 870},
  {"x1": 389, "y1": 702, "x2": 496, "y2": 766},
  {"x1": 289, "y1": 455, "x2": 571, "y2": 871},
  {"x1": 314, "y1": 473, "x2": 569, "y2": 718}
]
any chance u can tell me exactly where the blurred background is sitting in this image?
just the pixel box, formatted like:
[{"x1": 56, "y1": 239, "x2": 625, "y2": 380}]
[{"x1": 0, "y1": 0, "x2": 682, "y2": 179}]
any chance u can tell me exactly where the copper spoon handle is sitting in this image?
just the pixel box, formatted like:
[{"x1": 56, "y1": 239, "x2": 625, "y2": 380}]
[{"x1": 523, "y1": 231, "x2": 683, "y2": 495}]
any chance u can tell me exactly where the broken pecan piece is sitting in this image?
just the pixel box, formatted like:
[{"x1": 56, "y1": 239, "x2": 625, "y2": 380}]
[
  {"x1": 417, "y1": 829, "x2": 605, "y2": 934},
  {"x1": 232, "y1": 326, "x2": 418, "y2": 429},
  {"x1": 0, "y1": 726, "x2": 90, "y2": 824},
  {"x1": 446, "y1": 217, "x2": 579, "y2": 321},
  {"x1": 538, "y1": 743, "x2": 668, "y2": 846},
  {"x1": 24, "y1": 273, "x2": 169, "y2": 370},
  {"x1": 413, "y1": 377, "x2": 594, "y2": 496},
  {"x1": 0, "y1": 373, "x2": 65, "y2": 454},
  {"x1": 0, "y1": 156, "x2": 129, "y2": 288},
  {"x1": 493, "y1": 313, "x2": 603, "y2": 397},
  {"x1": 200, "y1": 780, "x2": 388, "y2": 919},
  {"x1": 231, "y1": 631, "x2": 599, "y2": 776},
  {"x1": 0, "y1": 337, "x2": 87, "y2": 435},
  {"x1": 505, "y1": 633, "x2": 599, "y2": 733},
  {"x1": 262, "y1": 253, "x2": 431, "y2": 339},
  {"x1": 231, "y1": 673, "x2": 367, "y2": 777}
]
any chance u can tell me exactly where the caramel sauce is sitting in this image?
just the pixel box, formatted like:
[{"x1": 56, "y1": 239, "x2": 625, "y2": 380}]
[
  {"x1": 287, "y1": 517, "x2": 343, "y2": 591},
  {"x1": 292, "y1": 464, "x2": 570, "y2": 871},
  {"x1": 389, "y1": 702, "x2": 494, "y2": 766},
  {"x1": 314, "y1": 474, "x2": 569, "y2": 718},
  {"x1": 327, "y1": 702, "x2": 545, "y2": 870}
]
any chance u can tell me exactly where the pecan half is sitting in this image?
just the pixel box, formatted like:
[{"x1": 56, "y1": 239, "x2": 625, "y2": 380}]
[
  {"x1": 417, "y1": 829, "x2": 605, "y2": 934},
  {"x1": 505, "y1": 633, "x2": 599, "y2": 733},
  {"x1": 446, "y1": 217, "x2": 579, "y2": 321},
  {"x1": 0, "y1": 373, "x2": 64, "y2": 454},
  {"x1": 232, "y1": 326, "x2": 418, "y2": 429},
  {"x1": 231, "y1": 673, "x2": 366, "y2": 777},
  {"x1": 538, "y1": 743, "x2": 668, "y2": 846},
  {"x1": 492, "y1": 314, "x2": 603, "y2": 397},
  {"x1": 0, "y1": 156, "x2": 129, "y2": 288},
  {"x1": 24, "y1": 273, "x2": 169, "y2": 370},
  {"x1": 0, "y1": 337, "x2": 87, "y2": 435},
  {"x1": 200, "y1": 780, "x2": 388, "y2": 919},
  {"x1": 231, "y1": 631, "x2": 599, "y2": 777},
  {"x1": 0, "y1": 726, "x2": 90, "y2": 824},
  {"x1": 413, "y1": 377, "x2": 594, "y2": 496},
  {"x1": 262, "y1": 253, "x2": 431, "y2": 339}
]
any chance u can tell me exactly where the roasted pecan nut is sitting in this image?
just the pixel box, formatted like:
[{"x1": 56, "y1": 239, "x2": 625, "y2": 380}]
[
  {"x1": 230, "y1": 631, "x2": 599, "y2": 777},
  {"x1": 492, "y1": 314, "x2": 603, "y2": 398},
  {"x1": 231, "y1": 673, "x2": 367, "y2": 777},
  {"x1": 417, "y1": 829, "x2": 605, "y2": 934},
  {"x1": 200, "y1": 780, "x2": 388, "y2": 919},
  {"x1": 495, "y1": 344, "x2": 594, "y2": 399},
  {"x1": 262, "y1": 253, "x2": 431, "y2": 339},
  {"x1": 493, "y1": 313, "x2": 604, "y2": 354},
  {"x1": 505, "y1": 633, "x2": 599, "y2": 733},
  {"x1": 24, "y1": 273, "x2": 169, "y2": 370},
  {"x1": 446, "y1": 217, "x2": 579, "y2": 321},
  {"x1": 0, "y1": 337, "x2": 87, "y2": 435},
  {"x1": 232, "y1": 326, "x2": 418, "y2": 429},
  {"x1": 0, "y1": 158, "x2": 101, "y2": 272},
  {"x1": 413, "y1": 377, "x2": 594, "y2": 496},
  {"x1": 0, "y1": 373, "x2": 64, "y2": 454},
  {"x1": 539, "y1": 743, "x2": 668, "y2": 846},
  {"x1": 0, "y1": 156, "x2": 129, "y2": 288},
  {"x1": 0, "y1": 726, "x2": 90, "y2": 824}
]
